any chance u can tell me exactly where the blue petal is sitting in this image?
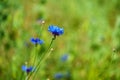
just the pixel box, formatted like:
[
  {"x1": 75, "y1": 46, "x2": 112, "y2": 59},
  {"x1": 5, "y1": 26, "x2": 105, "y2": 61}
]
[
  {"x1": 59, "y1": 28, "x2": 64, "y2": 35},
  {"x1": 31, "y1": 38, "x2": 37, "y2": 44},
  {"x1": 36, "y1": 38, "x2": 40, "y2": 41},
  {"x1": 48, "y1": 25, "x2": 56, "y2": 32},
  {"x1": 61, "y1": 54, "x2": 68, "y2": 62},
  {"x1": 26, "y1": 66, "x2": 33, "y2": 73},
  {"x1": 31, "y1": 38, "x2": 44, "y2": 45},
  {"x1": 48, "y1": 25, "x2": 64, "y2": 36},
  {"x1": 54, "y1": 73, "x2": 63, "y2": 79},
  {"x1": 31, "y1": 38, "x2": 35, "y2": 42},
  {"x1": 38, "y1": 39, "x2": 44, "y2": 44},
  {"x1": 22, "y1": 65, "x2": 27, "y2": 71}
]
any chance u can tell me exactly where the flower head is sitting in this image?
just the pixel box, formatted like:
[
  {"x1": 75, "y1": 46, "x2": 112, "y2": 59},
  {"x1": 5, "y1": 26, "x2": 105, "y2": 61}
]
[
  {"x1": 54, "y1": 73, "x2": 63, "y2": 79},
  {"x1": 22, "y1": 65, "x2": 33, "y2": 73},
  {"x1": 31, "y1": 38, "x2": 44, "y2": 45},
  {"x1": 60, "y1": 54, "x2": 68, "y2": 62},
  {"x1": 48, "y1": 25, "x2": 64, "y2": 36}
]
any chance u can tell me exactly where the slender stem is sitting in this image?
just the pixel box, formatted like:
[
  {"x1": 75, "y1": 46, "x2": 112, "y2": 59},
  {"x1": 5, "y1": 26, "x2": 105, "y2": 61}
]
[
  {"x1": 27, "y1": 37, "x2": 55, "y2": 80},
  {"x1": 39, "y1": 24, "x2": 43, "y2": 37},
  {"x1": 33, "y1": 38, "x2": 55, "y2": 79},
  {"x1": 27, "y1": 23, "x2": 44, "y2": 80},
  {"x1": 36, "y1": 37, "x2": 55, "y2": 68},
  {"x1": 32, "y1": 45, "x2": 38, "y2": 66},
  {"x1": 27, "y1": 45, "x2": 37, "y2": 80},
  {"x1": 19, "y1": 72, "x2": 24, "y2": 80},
  {"x1": 33, "y1": 48, "x2": 53, "y2": 80}
]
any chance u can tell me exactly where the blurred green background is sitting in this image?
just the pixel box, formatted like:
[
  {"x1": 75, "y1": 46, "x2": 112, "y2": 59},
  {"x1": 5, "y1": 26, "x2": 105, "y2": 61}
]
[{"x1": 0, "y1": 0, "x2": 120, "y2": 80}]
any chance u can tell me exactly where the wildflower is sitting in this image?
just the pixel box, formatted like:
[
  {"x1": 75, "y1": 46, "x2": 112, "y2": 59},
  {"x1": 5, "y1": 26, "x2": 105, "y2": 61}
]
[
  {"x1": 31, "y1": 38, "x2": 44, "y2": 45},
  {"x1": 22, "y1": 65, "x2": 33, "y2": 73},
  {"x1": 60, "y1": 54, "x2": 68, "y2": 62},
  {"x1": 48, "y1": 25, "x2": 64, "y2": 37},
  {"x1": 54, "y1": 73, "x2": 63, "y2": 79}
]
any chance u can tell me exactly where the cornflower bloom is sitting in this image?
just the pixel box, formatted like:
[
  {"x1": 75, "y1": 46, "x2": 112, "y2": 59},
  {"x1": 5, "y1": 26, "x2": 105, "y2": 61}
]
[
  {"x1": 22, "y1": 65, "x2": 33, "y2": 73},
  {"x1": 31, "y1": 38, "x2": 44, "y2": 45},
  {"x1": 48, "y1": 25, "x2": 64, "y2": 38},
  {"x1": 54, "y1": 73, "x2": 63, "y2": 79},
  {"x1": 60, "y1": 54, "x2": 68, "y2": 62}
]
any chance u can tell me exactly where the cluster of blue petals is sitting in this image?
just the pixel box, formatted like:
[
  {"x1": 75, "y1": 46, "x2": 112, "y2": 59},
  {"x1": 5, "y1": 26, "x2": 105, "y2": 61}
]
[
  {"x1": 31, "y1": 38, "x2": 44, "y2": 45},
  {"x1": 54, "y1": 73, "x2": 63, "y2": 79},
  {"x1": 48, "y1": 25, "x2": 64, "y2": 36},
  {"x1": 54, "y1": 72, "x2": 71, "y2": 79},
  {"x1": 60, "y1": 54, "x2": 68, "y2": 62},
  {"x1": 22, "y1": 65, "x2": 33, "y2": 73}
]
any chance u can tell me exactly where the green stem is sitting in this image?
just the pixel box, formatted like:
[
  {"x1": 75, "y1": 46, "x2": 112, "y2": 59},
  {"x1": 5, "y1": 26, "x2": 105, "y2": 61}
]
[
  {"x1": 39, "y1": 24, "x2": 43, "y2": 37},
  {"x1": 27, "y1": 37, "x2": 55, "y2": 80},
  {"x1": 19, "y1": 72, "x2": 24, "y2": 80},
  {"x1": 27, "y1": 45, "x2": 37, "y2": 79},
  {"x1": 27, "y1": 25, "x2": 44, "y2": 80},
  {"x1": 32, "y1": 45, "x2": 38, "y2": 66}
]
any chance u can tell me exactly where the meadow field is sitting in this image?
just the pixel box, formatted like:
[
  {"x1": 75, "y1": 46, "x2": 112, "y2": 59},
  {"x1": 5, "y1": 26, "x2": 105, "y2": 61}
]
[{"x1": 0, "y1": 0, "x2": 120, "y2": 80}]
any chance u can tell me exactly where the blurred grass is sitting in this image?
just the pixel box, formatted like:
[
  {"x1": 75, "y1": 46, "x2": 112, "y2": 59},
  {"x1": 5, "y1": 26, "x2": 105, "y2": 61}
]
[{"x1": 0, "y1": 0, "x2": 120, "y2": 80}]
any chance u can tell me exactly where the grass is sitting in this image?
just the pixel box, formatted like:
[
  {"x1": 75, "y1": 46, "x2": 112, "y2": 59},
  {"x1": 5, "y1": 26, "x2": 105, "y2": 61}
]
[{"x1": 0, "y1": 0, "x2": 120, "y2": 80}]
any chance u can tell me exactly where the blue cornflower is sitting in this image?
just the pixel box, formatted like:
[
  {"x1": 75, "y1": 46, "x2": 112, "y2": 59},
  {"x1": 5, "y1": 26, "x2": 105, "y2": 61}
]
[
  {"x1": 48, "y1": 25, "x2": 64, "y2": 36},
  {"x1": 60, "y1": 54, "x2": 68, "y2": 62},
  {"x1": 22, "y1": 65, "x2": 33, "y2": 73},
  {"x1": 31, "y1": 38, "x2": 44, "y2": 45},
  {"x1": 54, "y1": 73, "x2": 63, "y2": 79}
]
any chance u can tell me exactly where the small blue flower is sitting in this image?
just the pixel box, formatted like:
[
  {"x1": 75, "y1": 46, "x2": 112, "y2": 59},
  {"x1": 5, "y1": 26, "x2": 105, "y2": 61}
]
[
  {"x1": 22, "y1": 65, "x2": 33, "y2": 73},
  {"x1": 31, "y1": 38, "x2": 44, "y2": 45},
  {"x1": 48, "y1": 25, "x2": 64, "y2": 36},
  {"x1": 60, "y1": 54, "x2": 68, "y2": 62},
  {"x1": 22, "y1": 65, "x2": 27, "y2": 71},
  {"x1": 54, "y1": 73, "x2": 63, "y2": 79}
]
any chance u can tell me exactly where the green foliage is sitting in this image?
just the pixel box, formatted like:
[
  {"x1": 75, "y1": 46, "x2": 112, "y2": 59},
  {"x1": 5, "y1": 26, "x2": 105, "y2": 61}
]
[{"x1": 0, "y1": 0, "x2": 120, "y2": 80}]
